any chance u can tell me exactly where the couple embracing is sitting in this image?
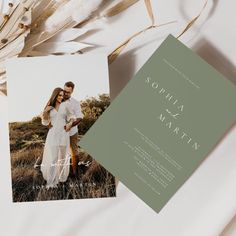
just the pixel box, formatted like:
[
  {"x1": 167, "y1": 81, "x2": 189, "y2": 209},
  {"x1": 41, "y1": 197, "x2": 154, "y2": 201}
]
[{"x1": 41, "y1": 81, "x2": 83, "y2": 188}]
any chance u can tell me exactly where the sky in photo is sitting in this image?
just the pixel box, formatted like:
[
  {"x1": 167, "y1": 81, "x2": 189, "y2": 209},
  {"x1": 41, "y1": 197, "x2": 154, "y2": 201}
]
[{"x1": 6, "y1": 54, "x2": 109, "y2": 122}]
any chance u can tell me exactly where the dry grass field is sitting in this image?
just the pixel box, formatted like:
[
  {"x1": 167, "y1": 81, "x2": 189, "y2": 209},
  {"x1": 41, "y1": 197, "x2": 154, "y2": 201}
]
[{"x1": 9, "y1": 95, "x2": 116, "y2": 202}]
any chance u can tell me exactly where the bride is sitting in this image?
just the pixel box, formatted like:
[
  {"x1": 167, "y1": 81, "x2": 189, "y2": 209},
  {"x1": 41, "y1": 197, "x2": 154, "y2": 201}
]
[{"x1": 41, "y1": 87, "x2": 76, "y2": 188}]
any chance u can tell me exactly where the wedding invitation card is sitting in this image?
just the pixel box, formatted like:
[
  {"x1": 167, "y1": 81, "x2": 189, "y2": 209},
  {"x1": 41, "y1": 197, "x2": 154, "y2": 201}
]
[
  {"x1": 79, "y1": 35, "x2": 236, "y2": 213},
  {"x1": 6, "y1": 55, "x2": 116, "y2": 202}
]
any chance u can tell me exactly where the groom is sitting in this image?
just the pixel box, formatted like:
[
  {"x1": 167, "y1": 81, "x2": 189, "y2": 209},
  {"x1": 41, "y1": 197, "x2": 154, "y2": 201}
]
[{"x1": 63, "y1": 81, "x2": 83, "y2": 176}]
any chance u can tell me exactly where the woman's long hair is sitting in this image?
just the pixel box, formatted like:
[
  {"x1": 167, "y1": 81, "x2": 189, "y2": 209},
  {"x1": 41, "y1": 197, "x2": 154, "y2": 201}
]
[{"x1": 44, "y1": 87, "x2": 64, "y2": 109}]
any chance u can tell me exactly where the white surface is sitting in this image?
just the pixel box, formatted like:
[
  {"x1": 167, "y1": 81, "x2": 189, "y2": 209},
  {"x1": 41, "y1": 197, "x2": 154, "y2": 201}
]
[{"x1": 0, "y1": 0, "x2": 236, "y2": 235}]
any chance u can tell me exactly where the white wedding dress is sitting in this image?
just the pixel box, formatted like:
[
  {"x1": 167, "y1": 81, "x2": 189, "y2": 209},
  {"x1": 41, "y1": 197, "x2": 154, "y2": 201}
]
[{"x1": 41, "y1": 101, "x2": 76, "y2": 188}]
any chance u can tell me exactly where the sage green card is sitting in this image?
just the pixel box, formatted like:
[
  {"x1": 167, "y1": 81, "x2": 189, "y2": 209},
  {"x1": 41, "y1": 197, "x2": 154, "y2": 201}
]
[{"x1": 79, "y1": 35, "x2": 236, "y2": 213}]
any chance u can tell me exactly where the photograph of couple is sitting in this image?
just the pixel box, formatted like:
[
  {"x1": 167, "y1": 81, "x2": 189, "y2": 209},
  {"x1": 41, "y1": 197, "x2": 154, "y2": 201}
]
[
  {"x1": 40, "y1": 81, "x2": 85, "y2": 188},
  {"x1": 7, "y1": 55, "x2": 115, "y2": 203}
]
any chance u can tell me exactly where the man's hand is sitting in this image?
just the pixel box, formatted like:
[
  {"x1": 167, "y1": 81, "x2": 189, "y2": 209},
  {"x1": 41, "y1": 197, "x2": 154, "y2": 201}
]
[
  {"x1": 64, "y1": 123, "x2": 72, "y2": 132},
  {"x1": 47, "y1": 123, "x2": 53, "y2": 129}
]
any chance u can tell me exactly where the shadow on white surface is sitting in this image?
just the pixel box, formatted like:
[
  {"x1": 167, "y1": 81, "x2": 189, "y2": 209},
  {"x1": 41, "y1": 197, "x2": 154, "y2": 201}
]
[
  {"x1": 193, "y1": 37, "x2": 236, "y2": 85},
  {"x1": 109, "y1": 50, "x2": 136, "y2": 100}
]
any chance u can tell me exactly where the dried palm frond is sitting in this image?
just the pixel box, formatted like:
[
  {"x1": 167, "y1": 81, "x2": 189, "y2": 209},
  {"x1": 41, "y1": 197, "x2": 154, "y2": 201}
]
[
  {"x1": 0, "y1": 0, "x2": 209, "y2": 96},
  {"x1": 20, "y1": 0, "x2": 103, "y2": 56},
  {"x1": 0, "y1": 0, "x2": 143, "y2": 96},
  {"x1": 144, "y1": 0, "x2": 155, "y2": 25},
  {"x1": 0, "y1": 0, "x2": 104, "y2": 95},
  {"x1": 0, "y1": 0, "x2": 36, "y2": 95}
]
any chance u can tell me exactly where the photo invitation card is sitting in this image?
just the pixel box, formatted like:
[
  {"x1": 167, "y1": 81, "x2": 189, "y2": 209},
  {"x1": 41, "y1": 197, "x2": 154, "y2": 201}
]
[
  {"x1": 6, "y1": 55, "x2": 116, "y2": 203},
  {"x1": 79, "y1": 35, "x2": 236, "y2": 213}
]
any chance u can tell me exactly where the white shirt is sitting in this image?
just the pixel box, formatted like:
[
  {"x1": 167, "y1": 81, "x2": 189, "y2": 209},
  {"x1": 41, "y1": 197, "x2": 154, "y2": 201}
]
[{"x1": 67, "y1": 97, "x2": 83, "y2": 136}]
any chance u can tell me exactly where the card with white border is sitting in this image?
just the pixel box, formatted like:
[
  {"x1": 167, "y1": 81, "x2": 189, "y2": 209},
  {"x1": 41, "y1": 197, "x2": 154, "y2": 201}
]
[{"x1": 6, "y1": 54, "x2": 116, "y2": 203}]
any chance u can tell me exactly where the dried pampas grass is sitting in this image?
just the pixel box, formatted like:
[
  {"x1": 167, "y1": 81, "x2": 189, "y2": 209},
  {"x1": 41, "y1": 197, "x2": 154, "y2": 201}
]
[{"x1": 20, "y1": 0, "x2": 103, "y2": 56}]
